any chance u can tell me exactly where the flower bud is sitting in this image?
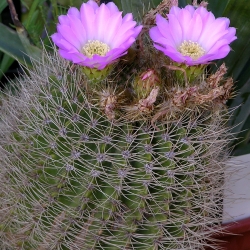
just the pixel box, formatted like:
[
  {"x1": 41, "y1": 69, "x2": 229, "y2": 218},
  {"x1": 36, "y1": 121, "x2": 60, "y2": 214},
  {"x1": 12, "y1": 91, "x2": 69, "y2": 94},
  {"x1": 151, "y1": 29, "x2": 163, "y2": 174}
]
[
  {"x1": 82, "y1": 64, "x2": 114, "y2": 84},
  {"x1": 133, "y1": 69, "x2": 161, "y2": 99},
  {"x1": 174, "y1": 63, "x2": 207, "y2": 85}
]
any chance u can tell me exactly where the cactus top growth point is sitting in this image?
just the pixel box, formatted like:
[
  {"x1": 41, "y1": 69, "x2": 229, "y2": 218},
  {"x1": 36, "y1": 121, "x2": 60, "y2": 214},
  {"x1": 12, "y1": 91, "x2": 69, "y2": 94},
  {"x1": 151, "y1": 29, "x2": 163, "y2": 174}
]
[{"x1": 0, "y1": 1, "x2": 236, "y2": 249}]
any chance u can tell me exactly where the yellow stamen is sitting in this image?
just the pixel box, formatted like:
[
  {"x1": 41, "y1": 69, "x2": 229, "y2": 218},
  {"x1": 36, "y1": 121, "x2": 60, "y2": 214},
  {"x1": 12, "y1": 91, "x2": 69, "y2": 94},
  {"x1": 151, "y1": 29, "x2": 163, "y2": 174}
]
[
  {"x1": 82, "y1": 40, "x2": 110, "y2": 58},
  {"x1": 178, "y1": 40, "x2": 205, "y2": 60}
]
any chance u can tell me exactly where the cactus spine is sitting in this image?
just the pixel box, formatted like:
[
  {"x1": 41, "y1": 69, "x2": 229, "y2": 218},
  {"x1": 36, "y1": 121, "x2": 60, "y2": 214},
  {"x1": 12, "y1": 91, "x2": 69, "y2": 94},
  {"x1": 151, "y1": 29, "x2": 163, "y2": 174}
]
[{"x1": 0, "y1": 4, "x2": 234, "y2": 250}]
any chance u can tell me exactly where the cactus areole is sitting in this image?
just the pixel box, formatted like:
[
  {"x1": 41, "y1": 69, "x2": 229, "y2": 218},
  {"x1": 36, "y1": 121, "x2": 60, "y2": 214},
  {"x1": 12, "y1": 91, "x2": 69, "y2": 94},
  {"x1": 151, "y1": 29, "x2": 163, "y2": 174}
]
[{"x1": 0, "y1": 0, "x2": 236, "y2": 249}]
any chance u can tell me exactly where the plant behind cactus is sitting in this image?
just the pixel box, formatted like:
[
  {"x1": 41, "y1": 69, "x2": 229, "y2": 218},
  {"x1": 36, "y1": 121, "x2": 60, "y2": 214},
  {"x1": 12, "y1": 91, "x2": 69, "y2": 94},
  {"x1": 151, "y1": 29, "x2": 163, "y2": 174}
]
[{"x1": 0, "y1": 1, "x2": 236, "y2": 249}]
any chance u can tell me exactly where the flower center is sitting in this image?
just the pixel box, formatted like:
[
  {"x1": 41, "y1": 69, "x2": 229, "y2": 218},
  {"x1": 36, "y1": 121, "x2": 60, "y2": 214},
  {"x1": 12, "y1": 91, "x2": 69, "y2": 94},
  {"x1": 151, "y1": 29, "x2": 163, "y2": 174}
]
[
  {"x1": 178, "y1": 40, "x2": 205, "y2": 60},
  {"x1": 82, "y1": 40, "x2": 110, "y2": 58}
]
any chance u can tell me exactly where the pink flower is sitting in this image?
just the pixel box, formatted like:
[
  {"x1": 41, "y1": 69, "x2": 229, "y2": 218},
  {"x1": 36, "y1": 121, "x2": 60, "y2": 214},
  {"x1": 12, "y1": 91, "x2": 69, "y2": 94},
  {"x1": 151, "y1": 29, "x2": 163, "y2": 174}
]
[
  {"x1": 51, "y1": 0, "x2": 142, "y2": 70},
  {"x1": 149, "y1": 5, "x2": 237, "y2": 65}
]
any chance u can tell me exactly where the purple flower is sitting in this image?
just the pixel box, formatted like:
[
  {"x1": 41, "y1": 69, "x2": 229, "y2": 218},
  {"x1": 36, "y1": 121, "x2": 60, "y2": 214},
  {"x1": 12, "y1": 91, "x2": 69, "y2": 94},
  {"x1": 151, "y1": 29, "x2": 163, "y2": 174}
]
[
  {"x1": 51, "y1": 0, "x2": 142, "y2": 70},
  {"x1": 149, "y1": 5, "x2": 237, "y2": 65}
]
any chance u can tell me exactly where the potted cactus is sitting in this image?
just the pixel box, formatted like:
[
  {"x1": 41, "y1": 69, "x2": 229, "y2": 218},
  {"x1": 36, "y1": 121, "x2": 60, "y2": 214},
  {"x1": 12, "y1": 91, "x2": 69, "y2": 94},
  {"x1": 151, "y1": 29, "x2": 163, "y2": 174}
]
[{"x1": 0, "y1": 0, "x2": 237, "y2": 249}]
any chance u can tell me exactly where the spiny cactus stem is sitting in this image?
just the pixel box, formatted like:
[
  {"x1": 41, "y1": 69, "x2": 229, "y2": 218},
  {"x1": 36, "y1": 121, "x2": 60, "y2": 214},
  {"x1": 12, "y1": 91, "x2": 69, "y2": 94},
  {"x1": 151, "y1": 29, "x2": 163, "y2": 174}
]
[{"x1": 0, "y1": 44, "x2": 232, "y2": 249}]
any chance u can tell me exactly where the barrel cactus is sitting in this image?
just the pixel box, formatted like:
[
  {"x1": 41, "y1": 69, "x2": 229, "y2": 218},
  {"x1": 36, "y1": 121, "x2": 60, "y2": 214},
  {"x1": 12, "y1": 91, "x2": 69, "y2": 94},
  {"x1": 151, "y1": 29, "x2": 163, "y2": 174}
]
[{"x1": 0, "y1": 1, "x2": 236, "y2": 249}]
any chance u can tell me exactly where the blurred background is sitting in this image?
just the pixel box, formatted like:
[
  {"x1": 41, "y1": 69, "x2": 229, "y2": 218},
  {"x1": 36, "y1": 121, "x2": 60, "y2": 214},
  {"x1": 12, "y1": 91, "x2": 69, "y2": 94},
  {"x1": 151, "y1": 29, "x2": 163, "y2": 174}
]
[{"x1": 1, "y1": 0, "x2": 250, "y2": 156}]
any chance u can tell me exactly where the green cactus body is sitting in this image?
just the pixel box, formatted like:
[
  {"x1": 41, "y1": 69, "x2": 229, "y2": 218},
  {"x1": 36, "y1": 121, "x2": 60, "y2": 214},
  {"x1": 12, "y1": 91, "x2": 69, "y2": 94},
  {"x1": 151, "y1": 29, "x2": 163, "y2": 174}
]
[{"x1": 0, "y1": 42, "x2": 231, "y2": 249}]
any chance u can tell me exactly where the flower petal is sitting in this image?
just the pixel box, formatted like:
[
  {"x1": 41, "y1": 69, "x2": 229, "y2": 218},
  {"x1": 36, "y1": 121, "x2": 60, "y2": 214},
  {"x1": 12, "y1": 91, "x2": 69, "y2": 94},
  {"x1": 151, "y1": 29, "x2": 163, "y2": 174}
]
[
  {"x1": 199, "y1": 17, "x2": 229, "y2": 49},
  {"x1": 150, "y1": 27, "x2": 175, "y2": 48},
  {"x1": 149, "y1": 5, "x2": 237, "y2": 65},
  {"x1": 106, "y1": 1, "x2": 119, "y2": 13},
  {"x1": 57, "y1": 24, "x2": 82, "y2": 50},
  {"x1": 59, "y1": 49, "x2": 85, "y2": 63},
  {"x1": 123, "y1": 13, "x2": 133, "y2": 23},
  {"x1": 51, "y1": 33, "x2": 76, "y2": 51},
  {"x1": 167, "y1": 13, "x2": 183, "y2": 45},
  {"x1": 103, "y1": 11, "x2": 123, "y2": 45},
  {"x1": 155, "y1": 15, "x2": 171, "y2": 39},
  {"x1": 169, "y1": 6, "x2": 181, "y2": 16},
  {"x1": 86, "y1": 0, "x2": 99, "y2": 11},
  {"x1": 184, "y1": 5, "x2": 195, "y2": 16},
  {"x1": 58, "y1": 15, "x2": 69, "y2": 25},
  {"x1": 176, "y1": 9, "x2": 192, "y2": 41},
  {"x1": 52, "y1": 0, "x2": 141, "y2": 69},
  {"x1": 221, "y1": 27, "x2": 237, "y2": 43},
  {"x1": 68, "y1": 7, "x2": 80, "y2": 18},
  {"x1": 80, "y1": 2, "x2": 96, "y2": 40},
  {"x1": 95, "y1": 4, "x2": 110, "y2": 41},
  {"x1": 67, "y1": 15, "x2": 87, "y2": 45},
  {"x1": 188, "y1": 11, "x2": 203, "y2": 41}
]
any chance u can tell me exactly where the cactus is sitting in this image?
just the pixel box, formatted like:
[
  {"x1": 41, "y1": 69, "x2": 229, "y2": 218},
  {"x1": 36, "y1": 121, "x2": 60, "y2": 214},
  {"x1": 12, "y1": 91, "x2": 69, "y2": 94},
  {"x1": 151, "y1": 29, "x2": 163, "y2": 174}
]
[{"x1": 0, "y1": 1, "x2": 236, "y2": 250}]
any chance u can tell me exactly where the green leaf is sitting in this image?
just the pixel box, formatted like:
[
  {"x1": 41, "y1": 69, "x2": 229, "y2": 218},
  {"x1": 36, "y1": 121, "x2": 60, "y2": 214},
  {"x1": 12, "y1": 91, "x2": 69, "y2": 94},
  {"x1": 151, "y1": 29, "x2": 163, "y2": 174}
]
[
  {"x1": 17, "y1": 29, "x2": 42, "y2": 62},
  {"x1": 0, "y1": 1, "x2": 8, "y2": 13},
  {"x1": 0, "y1": 54, "x2": 15, "y2": 79},
  {"x1": 204, "y1": 0, "x2": 250, "y2": 155},
  {"x1": 178, "y1": 0, "x2": 191, "y2": 7},
  {"x1": 229, "y1": 83, "x2": 250, "y2": 133},
  {"x1": 23, "y1": 0, "x2": 45, "y2": 30},
  {"x1": 232, "y1": 144, "x2": 250, "y2": 156},
  {"x1": 207, "y1": 0, "x2": 250, "y2": 79},
  {"x1": 112, "y1": 0, "x2": 162, "y2": 21},
  {"x1": 0, "y1": 23, "x2": 31, "y2": 65},
  {"x1": 0, "y1": 23, "x2": 41, "y2": 66},
  {"x1": 57, "y1": 0, "x2": 86, "y2": 8}
]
